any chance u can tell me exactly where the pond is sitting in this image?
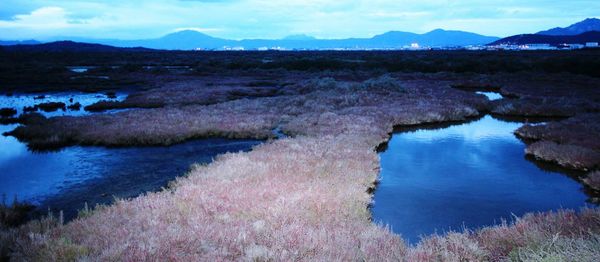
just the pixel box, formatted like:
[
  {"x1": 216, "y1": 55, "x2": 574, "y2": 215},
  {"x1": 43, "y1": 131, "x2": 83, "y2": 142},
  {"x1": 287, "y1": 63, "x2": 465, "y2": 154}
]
[
  {"x1": 0, "y1": 92, "x2": 127, "y2": 117},
  {"x1": 372, "y1": 115, "x2": 591, "y2": 243},
  {"x1": 476, "y1": 91, "x2": 503, "y2": 100},
  {"x1": 0, "y1": 93, "x2": 261, "y2": 221},
  {"x1": 67, "y1": 66, "x2": 96, "y2": 73}
]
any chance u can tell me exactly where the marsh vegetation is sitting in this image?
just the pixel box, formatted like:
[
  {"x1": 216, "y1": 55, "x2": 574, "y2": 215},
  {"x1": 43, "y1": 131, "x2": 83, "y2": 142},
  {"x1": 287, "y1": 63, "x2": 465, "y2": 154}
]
[{"x1": 0, "y1": 49, "x2": 599, "y2": 260}]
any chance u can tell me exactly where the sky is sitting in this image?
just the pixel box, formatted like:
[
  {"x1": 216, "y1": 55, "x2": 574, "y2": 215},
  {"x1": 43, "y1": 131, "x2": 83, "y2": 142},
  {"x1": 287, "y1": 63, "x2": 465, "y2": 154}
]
[{"x1": 0, "y1": 0, "x2": 598, "y2": 40}]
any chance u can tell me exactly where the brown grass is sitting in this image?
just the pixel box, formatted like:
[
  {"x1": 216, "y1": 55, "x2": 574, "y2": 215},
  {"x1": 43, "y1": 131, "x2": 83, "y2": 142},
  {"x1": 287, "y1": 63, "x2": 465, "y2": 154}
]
[
  {"x1": 84, "y1": 78, "x2": 284, "y2": 111},
  {"x1": 584, "y1": 171, "x2": 600, "y2": 191},
  {"x1": 516, "y1": 113, "x2": 600, "y2": 171},
  {"x1": 8, "y1": 75, "x2": 486, "y2": 150},
  {"x1": 516, "y1": 114, "x2": 600, "y2": 150},
  {"x1": 491, "y1": 98, "x2": 583, "y2": 117},
  {"x1": 4, "y1": 137, "x2": 600, "y2": 260},
  {"x1": 525, "y1": 141, "x2": 600, "y2": 171},
  {"x1": 3, "y1": 74, "x2": 600, "y2": 260}
]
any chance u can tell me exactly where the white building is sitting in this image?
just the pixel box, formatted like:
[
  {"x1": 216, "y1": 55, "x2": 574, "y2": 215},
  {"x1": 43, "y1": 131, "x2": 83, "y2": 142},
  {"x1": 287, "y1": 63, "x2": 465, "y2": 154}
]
[
  {"x1": 520, "y1": 44, "x2": 556, "y2": 50},
  {"x1": 586, "y1": 42, "x2": 599, "y2": 48}
]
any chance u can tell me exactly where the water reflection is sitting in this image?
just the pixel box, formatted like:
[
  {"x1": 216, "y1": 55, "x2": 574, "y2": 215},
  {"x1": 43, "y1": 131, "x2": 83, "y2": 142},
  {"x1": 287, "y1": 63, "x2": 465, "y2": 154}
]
[
  {"x1": 0, "y1": 92, "x2": 261, "y2": 221},
  {"x1": 0, "y1": 122, "x2": 260, "y2": 220},
  {"x1": 0, "y1": 92, "x2": 126, "y2": 117},
  {"x1": 67, "y1": 66, "x2": 95, "y2": 73},
  {"x1": 476, "y1": 91, "x2": 503, "y2": 100},
  {"x1": 372, "y1": 115, "x2": 589, "y2": 243}
]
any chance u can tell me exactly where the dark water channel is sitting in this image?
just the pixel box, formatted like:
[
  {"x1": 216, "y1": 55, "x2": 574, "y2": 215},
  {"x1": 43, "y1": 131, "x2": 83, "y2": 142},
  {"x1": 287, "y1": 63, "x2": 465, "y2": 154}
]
[
  {"x1": 0, "y1": 93, "x2": 261, "y2": 220},
  {"x1": 372, "y1": 115, "x2": 592, "y2": 243}
]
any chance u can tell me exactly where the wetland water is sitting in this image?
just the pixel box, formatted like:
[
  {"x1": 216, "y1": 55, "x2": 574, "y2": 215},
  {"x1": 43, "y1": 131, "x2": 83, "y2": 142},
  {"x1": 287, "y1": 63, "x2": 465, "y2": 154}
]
[
  {"x1": 372, "y1": 115, "x2": 590, "y2": 243},
  {"x1": 0, "y1": 93, "x2": 260, "y2": 220},
  {"x1": 0, "y1": 91, "x2": 127, "y2": 117}
]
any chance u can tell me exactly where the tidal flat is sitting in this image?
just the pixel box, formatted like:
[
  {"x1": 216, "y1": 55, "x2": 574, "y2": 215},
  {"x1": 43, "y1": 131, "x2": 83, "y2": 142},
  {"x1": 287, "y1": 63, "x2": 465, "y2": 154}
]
[{"x1": 1, "y1": 50, "x2": 599, "y2": 261}]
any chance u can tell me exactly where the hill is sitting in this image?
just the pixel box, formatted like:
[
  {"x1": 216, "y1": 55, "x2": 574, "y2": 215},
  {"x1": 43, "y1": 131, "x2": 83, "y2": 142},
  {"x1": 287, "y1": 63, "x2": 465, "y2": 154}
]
[
  {"x1": 490, "y1": 31, "x2": 600, "y2": 46},
  {"x1": 1, "y1": 41, "x2": 153, "y2": 52},
  {"x1": 0, "y1": 40, "x2": 40, "y2": 46},
  {"x1": 538, "y1": 18, "x2": 600, "y2": 36},
  {"x1": 24, "y1": 29, "x2": 499, "y2": 50}
]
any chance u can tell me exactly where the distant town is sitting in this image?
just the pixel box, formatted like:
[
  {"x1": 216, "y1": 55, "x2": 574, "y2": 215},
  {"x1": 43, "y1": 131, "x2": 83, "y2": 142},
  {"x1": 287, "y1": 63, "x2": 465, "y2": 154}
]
[{"x1": 213, "y1": 41, "x2": 600, "y2": 51}]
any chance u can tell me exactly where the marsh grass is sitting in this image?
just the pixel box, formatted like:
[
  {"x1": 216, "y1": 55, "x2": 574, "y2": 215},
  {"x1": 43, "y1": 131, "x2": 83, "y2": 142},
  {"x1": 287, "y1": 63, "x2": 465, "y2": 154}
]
[
  {"x1": 32, "y1": 102, "x2": 66, "y2": 113},
  {"x1": 0, "y1": 195, "x2": 35, "y2": 229},
  {"x1": 4, "y1": 137, "x2": 600, "y2": 260},
  {"x1": 516, "y1": 113, "x2": 600, "y2": 171},
  {"x1": 525, "y1": 141, "x2": 600, "y2": 171},
  {"x1": 8, "y1": 76, "x2": 486, "y2": 150},
  {"x1": 583, "y1": 172, "x2": 600, "y2": 191},
  {"x1": 3, "y1": 75, "x2": 600, "y2": 260}
]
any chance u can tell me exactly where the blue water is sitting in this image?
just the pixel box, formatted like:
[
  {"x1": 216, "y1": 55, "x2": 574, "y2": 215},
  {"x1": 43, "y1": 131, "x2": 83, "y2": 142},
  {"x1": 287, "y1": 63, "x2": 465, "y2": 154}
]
[
  {"x1": 0, "y1": 92, "x2": 127, "y2": 117},
  {"x1": 476, "y1": 91, "x2": 503, "y2": 100},
  {"x1": 0, "y1": 122, "x2": 260, "y2": 220},
  {"x1": 372, "y1": 115, "x2": 589, "y2": 243},
  {"x1": 0, "y1": 93, "x2": 261, "y2": 220}
]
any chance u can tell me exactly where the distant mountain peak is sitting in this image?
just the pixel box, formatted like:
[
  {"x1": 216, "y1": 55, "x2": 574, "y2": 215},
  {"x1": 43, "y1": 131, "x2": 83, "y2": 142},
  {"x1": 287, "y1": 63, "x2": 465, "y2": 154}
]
[
  {"x1": 169, "y1": 30, "x2": 211, "y2": 37},
  {"x1": 282, "y1": 34, "x2": 316, "y2": 41},
  {"x1": 537, "y1": 18, "x2": 600, "y2": 36},
  {"x1": 1, "y1": 28, "x2": 501, "y2": 50},
  {"x1": 581, "y1": 18, "x2": 600, "y2": 23},
  {"x1": 427, "y1": 29, "x2": 447, "y2": 33},
  {"x1": 491, "y1": 31, "x2": 600, "y2": 46}
]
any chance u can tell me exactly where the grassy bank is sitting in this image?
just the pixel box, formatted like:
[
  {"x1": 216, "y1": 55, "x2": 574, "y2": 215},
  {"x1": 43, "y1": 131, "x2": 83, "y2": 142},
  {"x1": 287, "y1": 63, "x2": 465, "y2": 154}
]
[
  {"x1": 516, "y1": 113, "x2": 600, "y2": 172},
  {"x1": 2, "y1": 74, "x2": 599, "y2": 260}
]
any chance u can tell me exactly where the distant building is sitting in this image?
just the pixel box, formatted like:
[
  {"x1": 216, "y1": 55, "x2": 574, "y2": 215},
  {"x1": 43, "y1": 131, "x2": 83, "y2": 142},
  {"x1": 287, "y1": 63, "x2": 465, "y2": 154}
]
[
  {"x1": 520, "y1": 44, "x2": 556, "y2": 50},
  {"x1": 586, "y1": 42, "x2": 599, "y2": 48},
  {"x1": 557, "y1": 43, "x2": 585, "y2": 50},
  {"x1": 569, "y1": 44, "x2": 585, "y2": 49},
  {"x1": 221, "y1": 46, "x2": 245, "y2": 51}
]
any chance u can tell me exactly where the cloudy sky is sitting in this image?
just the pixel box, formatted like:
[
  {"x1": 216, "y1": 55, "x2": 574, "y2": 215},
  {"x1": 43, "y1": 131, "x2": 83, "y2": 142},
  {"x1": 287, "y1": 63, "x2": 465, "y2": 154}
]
[{"x1": 0, "y1": 0, "x2": 598, "y2": 40}]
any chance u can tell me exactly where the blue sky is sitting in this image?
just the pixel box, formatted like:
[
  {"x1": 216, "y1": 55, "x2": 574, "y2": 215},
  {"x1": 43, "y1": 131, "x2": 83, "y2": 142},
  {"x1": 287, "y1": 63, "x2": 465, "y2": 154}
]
[{"x1": 0, "y1": 0, "x2": 598, "y2": 40}]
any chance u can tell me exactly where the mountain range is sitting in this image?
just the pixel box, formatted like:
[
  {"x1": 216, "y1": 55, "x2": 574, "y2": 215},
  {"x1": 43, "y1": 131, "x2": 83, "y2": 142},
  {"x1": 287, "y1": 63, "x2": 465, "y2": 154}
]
[
  {"x1": 0, "y1": 40, "x2": 40, "y2": 46},
  {"x1": 491, "y1": 31, "x2": 600, "y2": 46},
  {"x1": 0, "y1": 41, "x2": 152, "y2": 52},
  {"x1": 42, "y1": 29, "x2": 498, "y2": 50},
  {"x1": 491, "y1": 18, "x2": 600, "y2": 46},
  {"x1": 537, "y1": 18, "x2": 600, "y2": 35},
  {"x1": 1, "y1": 18, "x2": 599, "y2": 50}
]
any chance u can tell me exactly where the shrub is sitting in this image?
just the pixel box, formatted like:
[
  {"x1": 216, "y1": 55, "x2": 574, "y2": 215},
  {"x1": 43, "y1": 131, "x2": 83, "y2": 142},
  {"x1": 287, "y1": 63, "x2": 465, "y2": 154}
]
[{"x1": 0, "y1": 195, "x2": 35, "y2": 229}]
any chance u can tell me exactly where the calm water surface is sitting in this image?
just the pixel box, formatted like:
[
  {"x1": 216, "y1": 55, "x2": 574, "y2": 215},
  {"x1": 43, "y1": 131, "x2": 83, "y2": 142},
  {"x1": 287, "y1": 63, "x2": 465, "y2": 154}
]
[
  {"x1": 0, "y1": 93, "x2": 261, "y2": 220},
  {"x1": 476, "y1": 91, "x2": 503, "y2": 100},
  {"x1": 0, "y1": 92, "x2": 127, "y2": 117},
  {"x1": 372, "y1": 115, "x2": 590, "y2": 243}
]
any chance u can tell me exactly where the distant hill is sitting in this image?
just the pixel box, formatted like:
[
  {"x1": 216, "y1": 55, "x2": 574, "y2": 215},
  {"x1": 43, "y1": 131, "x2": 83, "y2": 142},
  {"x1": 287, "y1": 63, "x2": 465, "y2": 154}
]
[
  {"x1": 537, "y1": 18, "x2": 600, "y2": 36},
  {"x1": 490, "y1": 31, "x2": 600, "y2": 46},
  {"x1": 0, "y1": 40, "x2": 40, "y2": 46},
  {"x1": 2, "y1": 41, "x2": 153, "y2": 52},
  {"x1": 282, "y1": 34, "x2": 317, "y2": 41},
  {"x1": 100, "y1": 30, "x2": 233, "y2": 50},
  {"x1": 23, "y1": 29, "x2": 499, "y2": 50}
]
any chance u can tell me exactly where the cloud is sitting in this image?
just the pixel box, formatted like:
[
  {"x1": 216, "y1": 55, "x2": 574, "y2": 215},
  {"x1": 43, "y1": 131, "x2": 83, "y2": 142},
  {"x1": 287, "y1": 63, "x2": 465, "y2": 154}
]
[{"x1": 0, "y1": 7, "x2": 70, "y2": 29}]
